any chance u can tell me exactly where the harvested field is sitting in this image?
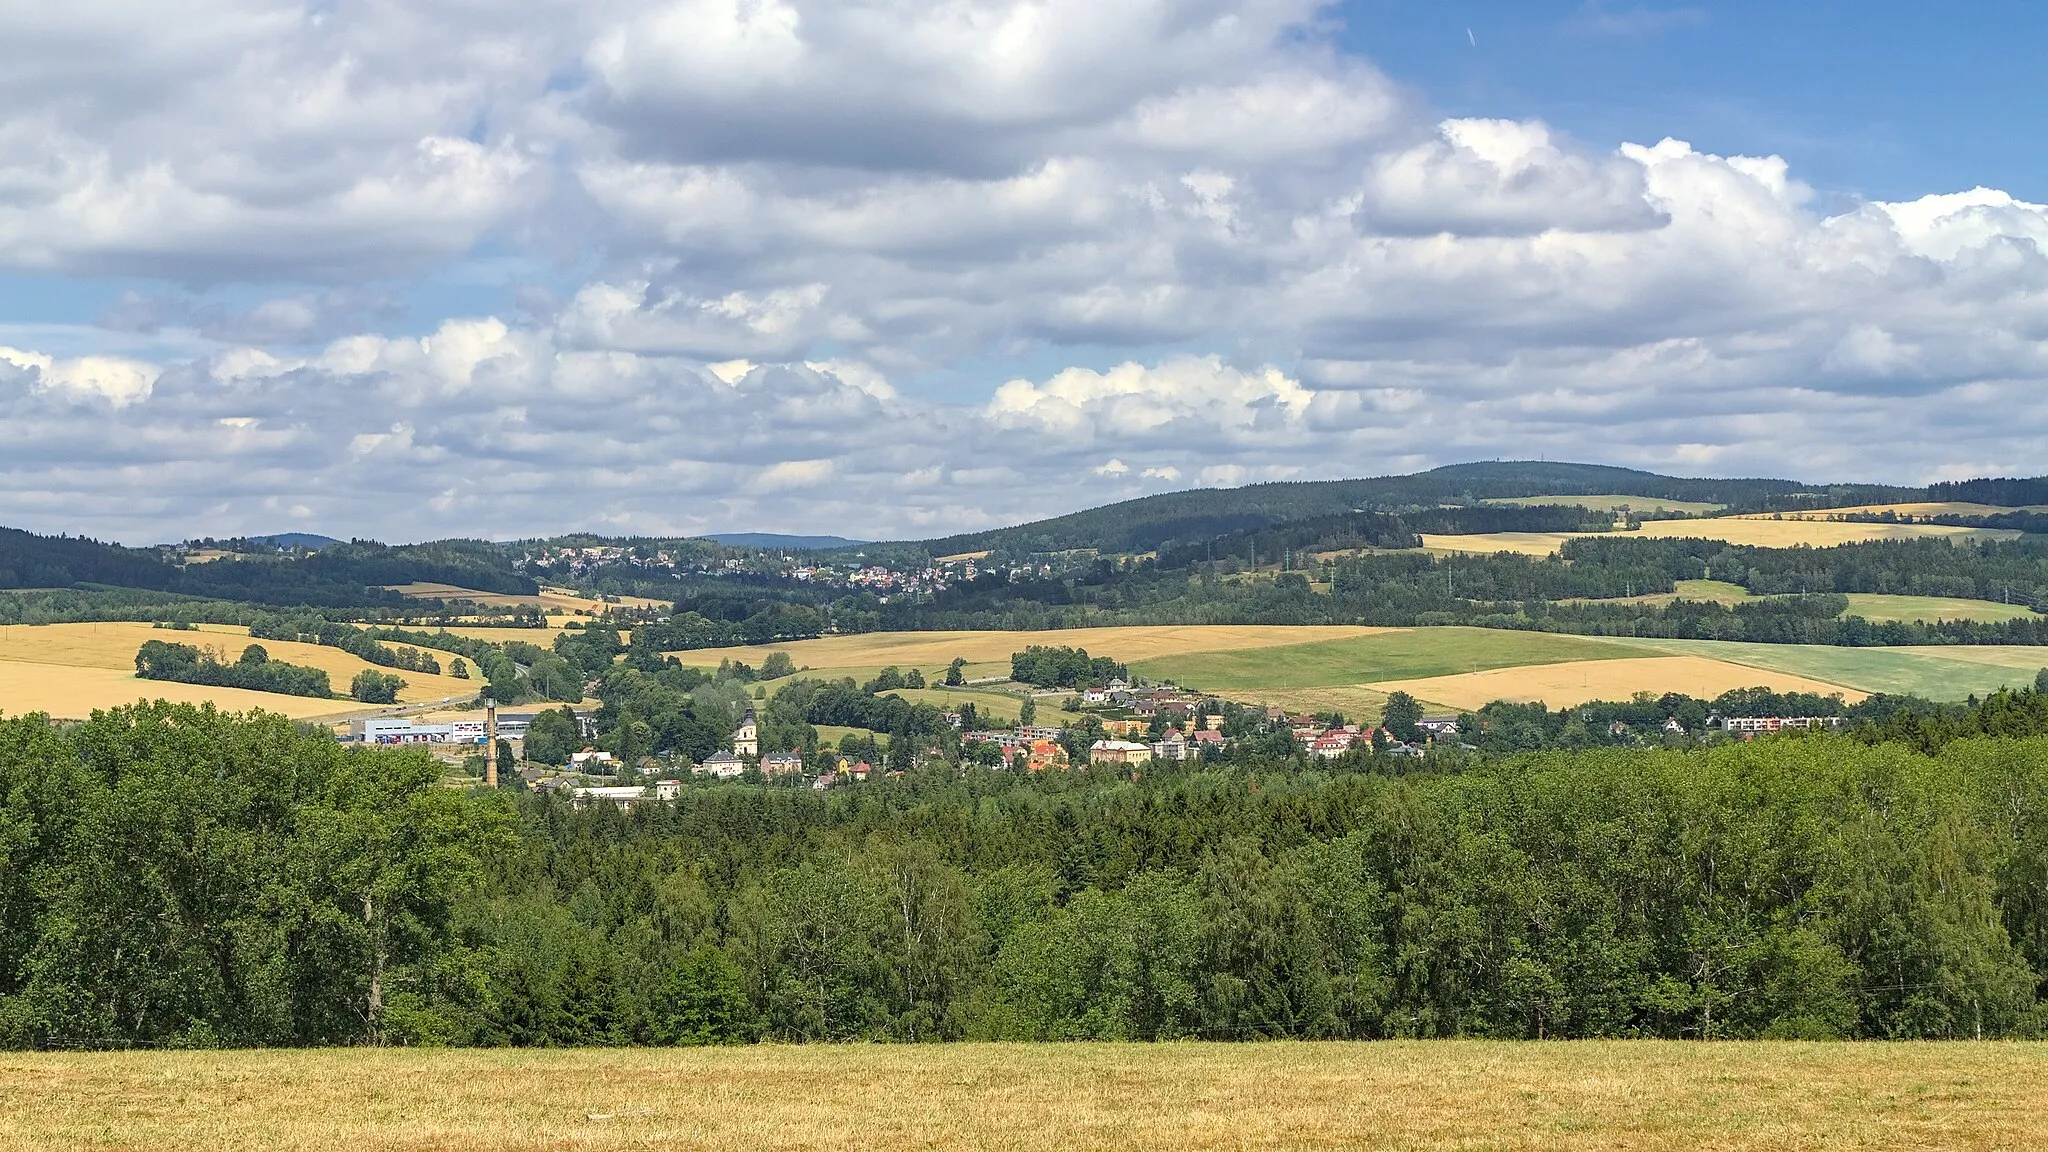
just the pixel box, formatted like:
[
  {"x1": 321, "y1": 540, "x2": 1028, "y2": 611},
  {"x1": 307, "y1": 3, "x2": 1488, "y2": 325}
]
[
  {"x1": 0, "y1": 662, "x2": 365, "y2": 721},
  {"x1": 1484, "y1": 493, "x2": 1726, "y2": 514},
  {"x1": 1372, "y1": 655, "x2": 1867, "y2": 711},
  {"x1": 675, "y1": 626, "x2": 1397, "y2": 673},
  {"x1": 1421, "y1": 531, "x2": 1581, "y2": 556},
  {"x1": 2, "y1": 1042, "x2": 2045, "y2": 1151},
  {"x1": 0, "y1": 622, "x2": 476, "y2": 720}
]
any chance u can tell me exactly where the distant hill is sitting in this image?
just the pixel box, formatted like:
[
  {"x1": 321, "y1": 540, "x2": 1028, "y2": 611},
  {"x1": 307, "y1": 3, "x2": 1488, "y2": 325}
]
[
  {"x1": 909, "y1": 461, "x2": 1910, "y2": 556},
  {"x1": 248, "y1": 532, "x2": 342, "y2": 551},
  {"x1": 707, "y1": 533, "x2": 870, "y2": 550}
]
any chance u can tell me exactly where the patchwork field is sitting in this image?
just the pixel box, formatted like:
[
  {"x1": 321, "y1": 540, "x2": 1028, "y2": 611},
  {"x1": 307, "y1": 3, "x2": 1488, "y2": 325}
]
[
  {"x1": 386, "y1": 583, "x2": 669, "y2": 614},
  {"x1": 1424, "y1": 519, "x2": 2019, "y2": 556},
  {"x1": 1484, "y1": 493, "x2": 1726, "y2": 515},
  {"x1": 2, "y1": 1043, "x2": 2045, "y2": 1151},
  {"x1": 0, "y1": 622, "x2": 477, "y2": 721},
  {"x1": 1373, "y1": 655, "x2": 1869, "y2": 711},
  {"x1": 675, "y1": 626, "x2": 1397, "y2": 676}
]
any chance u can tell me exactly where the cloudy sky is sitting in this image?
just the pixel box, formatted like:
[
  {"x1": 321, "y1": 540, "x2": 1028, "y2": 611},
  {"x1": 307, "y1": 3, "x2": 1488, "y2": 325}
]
[{"x1": 3, "y1": 0, "x2": 2045, "y2": 544}]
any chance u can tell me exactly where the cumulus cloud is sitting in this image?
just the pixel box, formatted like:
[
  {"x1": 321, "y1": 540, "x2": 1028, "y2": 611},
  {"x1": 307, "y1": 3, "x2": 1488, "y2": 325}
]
[{"x1": 4, "y1": 0, "x2": 2048, "y2": 540}]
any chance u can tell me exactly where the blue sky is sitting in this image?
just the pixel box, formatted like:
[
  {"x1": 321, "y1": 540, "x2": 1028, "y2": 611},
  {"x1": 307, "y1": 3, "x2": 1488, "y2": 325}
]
[
  {"x1": 1, "y1": 1, "x2": 2045, "y2": 543},
  {"x1": 1339, "y1": 1, "x2": 2045, "y2": 202}
]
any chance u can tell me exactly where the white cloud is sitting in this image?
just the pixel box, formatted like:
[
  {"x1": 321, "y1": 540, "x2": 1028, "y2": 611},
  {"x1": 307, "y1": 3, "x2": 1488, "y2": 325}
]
[{"x1": 4, "y1": 1, "x2": 2048, "y2": 541}]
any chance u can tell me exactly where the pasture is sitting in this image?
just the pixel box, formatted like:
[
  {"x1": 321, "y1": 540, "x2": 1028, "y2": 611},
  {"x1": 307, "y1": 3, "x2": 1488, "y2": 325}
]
[
  {"x1": 2, "y1": 1043, "x2": 2044, "y2": 1151},
  {"x1": 0, "y1": 622, "x2": 477, "y2": 721}
]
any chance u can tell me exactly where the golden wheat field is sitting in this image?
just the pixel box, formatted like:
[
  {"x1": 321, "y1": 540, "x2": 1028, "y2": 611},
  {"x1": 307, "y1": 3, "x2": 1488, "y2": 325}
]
[
  {"x1": 1755, "y1": 502, "x2": 2048, "y2": 521},
  {"x1": 673, "y1": 625, "x2": 1398, "y2": 674},
  {"x1": 1371, "y1": 655, "x2": 1868, "y2": 712},
  {"x1": 0, "y1": 622, "x2": 477, "y2": 720},
  {"x1": 384, "y1": 582, "x2": 669, "y2": 614},
  {"x1": 1484, "y1": 493, "x2": 1727, "y2": 514},
  {"x1": 1423, "y1": 519, "x2": 2018, "y2": 556},
  {"x1": 2, "y1": 1042, "x2": 2044, "y2": 1151}
]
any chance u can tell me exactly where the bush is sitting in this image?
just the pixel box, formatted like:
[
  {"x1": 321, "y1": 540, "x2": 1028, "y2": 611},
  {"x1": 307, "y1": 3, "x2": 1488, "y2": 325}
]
[{"x1": 134, "y1": 639, "x2": 331, "y2": 698}]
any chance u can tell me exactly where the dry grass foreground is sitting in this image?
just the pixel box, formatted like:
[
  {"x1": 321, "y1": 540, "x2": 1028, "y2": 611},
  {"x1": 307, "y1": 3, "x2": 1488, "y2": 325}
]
[
  {"x1": 1373, "y1": 655, "x2": 1869, "y2": 712},
  {"x1": 3, "y1": 1043, "x2": 2046, "y2": 1151},
  {"x1": 673, "y1": 625, "x2": 1399, "y2": 672},
  {"x1": 0, "y1": 622, "x2": 476, "y2": 721}
]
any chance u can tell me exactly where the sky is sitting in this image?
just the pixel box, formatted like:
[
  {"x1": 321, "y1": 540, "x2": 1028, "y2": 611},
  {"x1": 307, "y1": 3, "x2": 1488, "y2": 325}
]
[{"x1": 2, "y1": 1, "x2": 2045, "y2": 545}]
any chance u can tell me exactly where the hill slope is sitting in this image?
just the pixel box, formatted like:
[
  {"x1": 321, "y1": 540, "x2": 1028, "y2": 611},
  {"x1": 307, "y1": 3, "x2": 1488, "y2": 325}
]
[{"x1": 911, "y1": 461, "x2": 1913, "y2": 556}]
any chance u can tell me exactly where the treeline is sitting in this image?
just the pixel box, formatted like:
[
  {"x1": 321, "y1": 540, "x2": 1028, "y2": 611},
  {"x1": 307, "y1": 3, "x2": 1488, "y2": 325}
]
[
  {"x1": 0, "y1": 525, "x2": 535, "y2": 610},
  {"x1": 133, "y1": 639, "x2": 332, "y2": 698},
  {"x1": 14, "y1": 703, "x2": 2048, "y2": 1046}
]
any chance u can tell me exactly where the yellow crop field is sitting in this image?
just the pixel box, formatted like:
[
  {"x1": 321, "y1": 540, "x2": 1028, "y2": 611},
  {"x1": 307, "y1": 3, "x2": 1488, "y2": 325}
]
[
  {"x1": 1420, "y1": 531, "x2": 1581, "y2": 556},
  {"x1": 0, "y1": 662, "x2": 362, "y2": 721},
  {"x1": 673, "y1": 625, "x2": 1398, "y2": 674},
  {"x1": 1757, "y1": 501, "x2": 2048, "y2": 521},
  {"x1": 1372, "y1": 655, "x2": 1866, "y2": 712},
  {"x1": 3, "y1": 1042, "x2": 2045, "y2": 1151},
  {"x1": 0, "y1": 622, "x2": 477, "y2": 720},
  {"x1": 1425, "y1": 519, "x2": 2018, "y2": 556}
]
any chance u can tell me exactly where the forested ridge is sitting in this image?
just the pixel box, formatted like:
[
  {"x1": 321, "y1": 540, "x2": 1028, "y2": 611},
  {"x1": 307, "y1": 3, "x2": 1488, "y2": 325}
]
[{"x1": 9, "y1": 700, "x2": 2048, "y2": 1047}]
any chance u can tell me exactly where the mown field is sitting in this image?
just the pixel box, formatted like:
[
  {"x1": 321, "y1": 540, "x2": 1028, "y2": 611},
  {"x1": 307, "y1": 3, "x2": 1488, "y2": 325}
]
[
  {"x1": 2, "y1": 1043, "x2": 2044, "y2": 1151},
  {"x1": 0, "y1": 621, "x2": 477, "y2": 721}
]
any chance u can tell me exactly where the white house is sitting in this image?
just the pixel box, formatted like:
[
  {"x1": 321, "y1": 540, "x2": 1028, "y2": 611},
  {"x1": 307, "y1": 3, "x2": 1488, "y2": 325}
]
[{"x1": 699, "y1": 750, "x2": 746, "y2": 779}]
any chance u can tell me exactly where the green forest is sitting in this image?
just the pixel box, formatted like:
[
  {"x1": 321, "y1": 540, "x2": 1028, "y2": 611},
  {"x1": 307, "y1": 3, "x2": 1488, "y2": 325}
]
[{"x1": 8, "y1": 699, "x2": 2048, "y2": 1047}]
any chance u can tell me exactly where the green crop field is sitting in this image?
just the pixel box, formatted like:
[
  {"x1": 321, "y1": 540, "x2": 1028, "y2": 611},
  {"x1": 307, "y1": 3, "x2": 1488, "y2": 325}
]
[
  {"x1": 1129, "y1": 627, "x2": 1638, "y2": 692},
  {"x1": 2, "y1": 1043, "x2": 2043, "y2": 1151},
  {"x1": 1841, "y1": 593, "x2": 2040, "y2": 624},
  {"x1": 1607, "y1": 637, "x2": 2048, "y2": 700}
]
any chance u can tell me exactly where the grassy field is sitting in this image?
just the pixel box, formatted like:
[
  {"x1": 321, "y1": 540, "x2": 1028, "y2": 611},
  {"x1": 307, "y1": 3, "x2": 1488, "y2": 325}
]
[
  {"x1": 1607, "y1": 637, "x2": 2048, "y2": 701},
  {"x1": 1485, "y1": 493, "x2": 1726, "y2": 515},
  {"x1": 1129, "y1": 627, "x2": 1637, "y2": 692},
  {"x1": 1578, "y1": 582, "x2": 2034, "y2": 624},
  {"x1": 0, "y1": 622, "x2": 477, "y2": 721},
  {"x1": 1841, "y1": 594, "x2": 2039, "y2": 624},
  {"x1": 3, "y1": 1043, "x2": 2046, "y2": 1151},
  {"x1": 676, "y1": 626, "x2": 1395, "y2": 681},
  {"x1": 1373, "y1": 655, "x2": 1868, "y2": 711}
]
